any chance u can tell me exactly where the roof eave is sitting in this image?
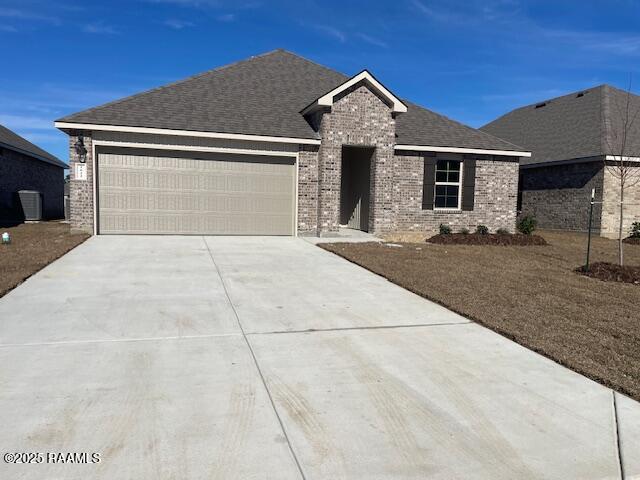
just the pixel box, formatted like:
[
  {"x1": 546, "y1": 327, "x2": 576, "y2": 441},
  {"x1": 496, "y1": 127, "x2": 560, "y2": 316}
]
[
  {"x1": 394, "y1": 144, "x2": 530, "y2": 158},
  {"x1": 54, "y1": 121, "x2": 321, "y2": 145},
  {"x1": 0, "y1": 141, "x2": 66, "y2": 168}
]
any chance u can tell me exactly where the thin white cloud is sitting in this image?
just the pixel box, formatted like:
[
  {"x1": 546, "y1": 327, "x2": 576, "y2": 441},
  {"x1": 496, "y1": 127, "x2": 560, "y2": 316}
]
[
  {"x1": 216, "y1": 13, "x2": 235, "y2": 22},
  {"x1": 144, "y1": 0, "x2": 259, "y2": 7},
  {"x1": 163, "y1": 19, "x2": 195, "y2": 29},
  {"x1": 314, "y1": 24, "x2": 346, "y2": 43},
  {"x1": 83, "y1": 23, "x2": 119, "y2": 35},
  {"x1": 22, "y1": 132, "x2": 65, "y2": 143},
  {"x1": 0, "y1": 7, "x2": 62, "y2": 27},
  {"x1": 0, "y1": 114, "x2": 52, "y2": 130},
  {"x1": 411, "y1": 0, "x2": 464, "y2": 23},
  {"x1": 146, "y1": 0, "x2": 220, "y2": 4},
  {"x1": 356, "y1": 33, "x2": 388, "y2": 48},
  {"x1": 0, "y1": 84, "x2": 133, "y2": 115},
  {"x1": 411, "y1": 0, "x2": 522, "y2": 26},
  {"x1": 541, "y1": 28, "x2": 640, "y2": 56},
  {"x1": 0, "y1": 7, "x2": 61, "y2": 24}
]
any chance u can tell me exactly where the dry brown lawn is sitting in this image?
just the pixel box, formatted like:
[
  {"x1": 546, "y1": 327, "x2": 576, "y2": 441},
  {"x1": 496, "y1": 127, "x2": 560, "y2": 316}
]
[
  {"x1": 321, "y1": 230, "x2": 640, "y2": 401},
  {"x1": 0, "y1": 222, "x2": 89, "y2": 298}
]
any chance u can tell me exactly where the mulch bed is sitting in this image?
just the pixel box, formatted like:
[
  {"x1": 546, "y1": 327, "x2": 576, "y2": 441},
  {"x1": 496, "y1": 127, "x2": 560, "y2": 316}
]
[
  {"x1": 623, "y1": 236, "x2": 640, "y2": 245},
  {"x1": 576, "y1": 262, "x2": 640, "y2": 284},
  {"x1": 428, "y1": 233, "x2": 548, "y2": 246},
  {"x1": 0, "y1": 222, "x2": 89, "y2": 298}
]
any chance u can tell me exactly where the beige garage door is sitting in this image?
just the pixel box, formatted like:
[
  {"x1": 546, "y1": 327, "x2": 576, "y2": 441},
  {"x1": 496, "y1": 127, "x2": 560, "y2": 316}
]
[{"x1": 97, "y1": 148, "x2": 295, "y2": 235}]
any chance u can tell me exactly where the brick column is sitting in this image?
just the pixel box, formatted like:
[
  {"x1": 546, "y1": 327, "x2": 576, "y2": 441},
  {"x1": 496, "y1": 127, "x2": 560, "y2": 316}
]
[{"x1": 68, "y1": 132, "x2": 94, "y2": 234}]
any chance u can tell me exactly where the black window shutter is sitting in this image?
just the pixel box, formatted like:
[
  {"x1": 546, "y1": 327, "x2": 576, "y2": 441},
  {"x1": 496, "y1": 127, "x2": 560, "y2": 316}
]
[
  {"x1": 422, "y1": 156, "x2": 437, "y2": 209},
  {"x1": 462, "y1": 158, "x2": 476, "y2": 211}
]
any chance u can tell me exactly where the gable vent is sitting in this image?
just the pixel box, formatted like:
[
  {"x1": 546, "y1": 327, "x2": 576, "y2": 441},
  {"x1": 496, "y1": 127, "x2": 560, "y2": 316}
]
[{"x1": 534, "y1": 102, "x2": 547, "y2": 109}]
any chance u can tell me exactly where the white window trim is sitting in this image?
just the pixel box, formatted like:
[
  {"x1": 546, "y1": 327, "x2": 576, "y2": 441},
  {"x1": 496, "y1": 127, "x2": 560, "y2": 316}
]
[{"x1": 433, "y1": 160, "x2": 463, "y2": 211}]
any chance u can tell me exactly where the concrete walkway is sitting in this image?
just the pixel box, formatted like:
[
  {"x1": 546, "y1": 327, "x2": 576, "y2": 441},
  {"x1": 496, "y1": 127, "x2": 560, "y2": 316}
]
[{"x1": 0, "y1": 236, "x2": 637, "y2": 479}]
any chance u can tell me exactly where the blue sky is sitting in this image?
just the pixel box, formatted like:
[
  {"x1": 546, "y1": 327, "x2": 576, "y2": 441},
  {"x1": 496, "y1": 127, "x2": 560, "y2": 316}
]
[{"x1": 1, "y1": 0, "x2": 639, "y2": 163}]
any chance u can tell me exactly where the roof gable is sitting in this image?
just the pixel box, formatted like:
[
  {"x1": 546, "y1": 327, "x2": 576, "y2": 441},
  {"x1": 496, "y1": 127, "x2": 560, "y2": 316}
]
[{"x1": 302, "y1": 70, "x2": 407, "y2": 115}]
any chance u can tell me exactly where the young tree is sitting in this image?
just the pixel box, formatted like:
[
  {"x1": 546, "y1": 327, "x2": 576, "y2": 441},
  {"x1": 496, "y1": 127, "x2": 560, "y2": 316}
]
[{"x1": 604, "y1": 81, "x2": 640, "y2": 266}]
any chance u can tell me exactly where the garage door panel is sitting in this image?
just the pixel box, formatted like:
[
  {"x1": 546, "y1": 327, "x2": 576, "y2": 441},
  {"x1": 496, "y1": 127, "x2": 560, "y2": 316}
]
[
  {"x1": 100, "y1": 192, "x2": 293, "y2": 214},
  {"x1": 97, "y1": 149, "x2": 295, "y2": 235},
  {"x1": 100, "y1": 166, "x2": 291, "y2": 194},
  {"x1": 100, "y1": 169, "x2": 293, "y2": 193},
  {"x1": 100, "y1": 213, "x2": 293, "y2": 235}
]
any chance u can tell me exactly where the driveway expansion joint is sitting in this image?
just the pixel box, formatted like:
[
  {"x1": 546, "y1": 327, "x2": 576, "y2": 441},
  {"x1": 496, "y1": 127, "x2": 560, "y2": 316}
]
[
  {"x1": 612, "y1": 391, "x2": 625, "y2": 480},
  {"x1": 202, "y1": 237, "x2": 308, "y2": 480}
]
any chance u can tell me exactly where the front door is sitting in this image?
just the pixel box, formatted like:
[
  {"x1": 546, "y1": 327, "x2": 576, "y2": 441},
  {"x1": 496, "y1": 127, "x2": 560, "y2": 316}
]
[{"x1": 340, "y1": 146, "x2": 373, "y2": 232}]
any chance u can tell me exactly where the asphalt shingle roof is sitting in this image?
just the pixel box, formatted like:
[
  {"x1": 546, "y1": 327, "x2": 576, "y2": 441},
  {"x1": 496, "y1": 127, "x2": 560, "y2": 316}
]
[
  {"x1": 58, "y1": 50, "x2": 522, "y2": 153},
  {"x1": 0, "y1": 123, "x2": 65, "y2": 168},
  {"x1": 481, "y1": 85, "x2": 640, "y2": 166}
]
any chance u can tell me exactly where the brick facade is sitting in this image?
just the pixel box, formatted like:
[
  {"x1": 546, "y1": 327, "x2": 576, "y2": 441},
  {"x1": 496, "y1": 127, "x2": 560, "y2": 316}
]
[
  {"x1": 67, "y1": 83, "x2": 521, "y2": 236},
  {"x1": 393, "y1": 152, "x2": 519, "y2": 234},
  {"x1": 519, "y1": 161, "x2": 640, "y2": 238},
  {"x1": 519, "y1": 162, "x2": 604, "y2": 233},
  {"x1": 0, "y1": 147, "x2": 64, "y2": 223}
]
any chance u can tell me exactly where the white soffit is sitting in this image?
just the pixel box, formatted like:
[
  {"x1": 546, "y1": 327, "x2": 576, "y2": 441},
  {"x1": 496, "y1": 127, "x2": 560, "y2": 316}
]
[{"x1": 395, "y1": 144, "x2": 531, "y2": 157}]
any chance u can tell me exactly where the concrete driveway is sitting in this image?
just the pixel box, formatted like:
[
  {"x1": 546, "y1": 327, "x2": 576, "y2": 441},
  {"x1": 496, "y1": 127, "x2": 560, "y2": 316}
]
[{"x1": 0, "y1": 236, "x2": 638, "y2": 479}]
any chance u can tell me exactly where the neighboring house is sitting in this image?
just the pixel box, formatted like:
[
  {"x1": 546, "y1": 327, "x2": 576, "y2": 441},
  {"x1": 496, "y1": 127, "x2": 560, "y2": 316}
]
[
  {"x1": 0, "y1": 123, "x2": 66, "y2": 224},
  {"x1": 482, "y1": 85, "x2": 640, "y2": 238},
  {"x1": 55, "y1": 50, "x2": 529, "y2": 236}
]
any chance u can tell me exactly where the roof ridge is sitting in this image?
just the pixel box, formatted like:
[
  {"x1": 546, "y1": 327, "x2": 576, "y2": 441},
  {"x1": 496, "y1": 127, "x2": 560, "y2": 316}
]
[
  {"x1": 56, "y1": 49, "x2": 288, "y2": 123},
  {"x1": 600, "y1": 84, "x2": 612, "y2": 156}
]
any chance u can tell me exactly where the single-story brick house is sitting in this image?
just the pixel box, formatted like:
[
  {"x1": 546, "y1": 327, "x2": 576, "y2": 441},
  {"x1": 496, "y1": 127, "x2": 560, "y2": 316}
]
[
  {"x1": 482, "y1": 85, "x2": 640, "y2": 238},
  {"x1": 0, "y1": 123, "x2": 66, "y2": 224},
  {"x1": 55, "y1": 50, "x2": 529, "y2": 236}
]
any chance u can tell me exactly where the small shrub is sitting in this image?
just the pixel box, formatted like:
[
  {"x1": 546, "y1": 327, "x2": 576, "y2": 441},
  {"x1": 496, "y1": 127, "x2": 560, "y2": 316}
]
[
  {"x1": 517, "y1": 215, "x2": 537, "y2": 235},
  {"x1": 476, "y1": 225, "x2": 489, "y2": 235},
  {"x1": 631, "y1": 222, "x2": 640, "y2": 239},
  {"x1": 439, "y1": 224, "x2": 452, "y2": 235},
  {"x1": 496, "y1": 228, "x2": 510, "y2": 235},
  {"x1": 460, "y1": 227, "x2": 470, "y2": 235}
]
